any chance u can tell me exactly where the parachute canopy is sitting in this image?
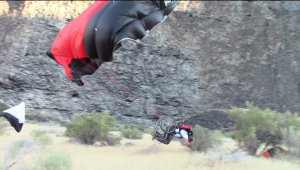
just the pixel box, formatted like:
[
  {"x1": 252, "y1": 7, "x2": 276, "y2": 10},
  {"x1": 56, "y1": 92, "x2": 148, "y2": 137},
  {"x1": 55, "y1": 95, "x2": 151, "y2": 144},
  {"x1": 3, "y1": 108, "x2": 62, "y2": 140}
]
[
  {"x1": 2, "y1": 102, "x2": 25, "y2": 133},
  {"x1": 46, "y1": 0, "x2": 177, "y2": 86}
]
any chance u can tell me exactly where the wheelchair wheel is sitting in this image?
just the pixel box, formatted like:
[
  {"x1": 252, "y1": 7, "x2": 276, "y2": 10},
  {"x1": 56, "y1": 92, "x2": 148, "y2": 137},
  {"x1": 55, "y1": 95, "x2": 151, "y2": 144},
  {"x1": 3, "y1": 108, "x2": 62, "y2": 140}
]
[
  {"x1": 155, "y1": 116, "x2": 176, "y2": 135},
  {"x1": 155, "y1": 119, "x2": 165, "y2": 135}
]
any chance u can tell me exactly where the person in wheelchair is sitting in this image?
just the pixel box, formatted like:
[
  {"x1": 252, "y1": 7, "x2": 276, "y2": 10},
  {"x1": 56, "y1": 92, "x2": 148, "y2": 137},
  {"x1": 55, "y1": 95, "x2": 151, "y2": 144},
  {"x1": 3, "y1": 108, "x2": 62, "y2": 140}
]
[{"x1": 152, "y1": 123, "x2": 193, "y2": 147}]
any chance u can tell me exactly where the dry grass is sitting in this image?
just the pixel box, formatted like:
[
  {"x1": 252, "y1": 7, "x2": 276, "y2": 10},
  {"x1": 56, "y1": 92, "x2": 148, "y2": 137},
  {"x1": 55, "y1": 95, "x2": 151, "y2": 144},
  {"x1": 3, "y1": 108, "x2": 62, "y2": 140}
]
[
  {"x1": 0, "y1": 123, "x2": 299, "y2": 170},
  {"x1": 0, "y1": 1, "x2": 201, "y2": 18},
  {"x1": 0, "y1": 1, "x2": 92, "y2": 18}
]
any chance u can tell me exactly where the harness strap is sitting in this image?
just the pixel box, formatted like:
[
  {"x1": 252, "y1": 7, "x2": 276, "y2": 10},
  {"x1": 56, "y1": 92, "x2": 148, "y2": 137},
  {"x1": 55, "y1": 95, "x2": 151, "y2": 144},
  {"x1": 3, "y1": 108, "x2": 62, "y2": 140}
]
[{"x1": 176, "y1": 128, "x2": 192, "y2": 139}]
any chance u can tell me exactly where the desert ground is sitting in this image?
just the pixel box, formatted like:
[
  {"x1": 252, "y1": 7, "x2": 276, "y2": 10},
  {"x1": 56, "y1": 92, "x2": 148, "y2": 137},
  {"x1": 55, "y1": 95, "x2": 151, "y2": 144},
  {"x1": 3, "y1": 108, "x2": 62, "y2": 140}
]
[{"x1": 0, "y1": 123, "x2": 299, "y2": 170}]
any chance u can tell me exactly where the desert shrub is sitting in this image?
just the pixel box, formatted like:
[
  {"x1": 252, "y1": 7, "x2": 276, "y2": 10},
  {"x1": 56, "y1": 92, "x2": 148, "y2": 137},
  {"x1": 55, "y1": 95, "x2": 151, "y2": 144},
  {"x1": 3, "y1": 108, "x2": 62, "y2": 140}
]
[
  {"x1": 101, "y1": 134, "x2": 122, "y2": 146},
  {"x1": 33, "y1": 152, "x2": 71, "y2": 170},
  {"x1": 30, "y1": 130, "x2": 53, "y2": 145},
  {"x1": 7, "y1": 139, "x2": 33, "y2": 159},
  {"x1": 120, "y1": 124, "x2": 143, "y2": 139},
  {"x1": 228, "y1": 101, "x2": 300, "y2": 156},
  {"x1": 7, "y1": 141, "x2": 23, "y2": 159},
  {"x1": 65, "y1": 111, "x2": 121, "y2": 145},
  {"x1": 2, "y1": 139, "x2": 36, "y2": 170},
  {"x1": 144, "y1": 127, "x2": 155, "y2": 134},
  {"x1": 190, "y1": 125, "x2": 223, "y2": 152},
  {"x1": 0, "y1": 103, "x2": 9, "y2": 135},
  {"x1": 0, "y1": 117, "x2": 8, "y2": 135},
  {"x1": 0, "y1": 103, "x2": 9, "y2": 113},
  {"x1": 280, "y1": 128, "x2": 300, "y2": 158}
]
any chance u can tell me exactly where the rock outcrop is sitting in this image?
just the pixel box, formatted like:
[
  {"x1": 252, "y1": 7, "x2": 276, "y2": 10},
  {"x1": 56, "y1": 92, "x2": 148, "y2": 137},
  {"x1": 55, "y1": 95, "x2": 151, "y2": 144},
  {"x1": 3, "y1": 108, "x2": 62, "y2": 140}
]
[{"x1": 0, "y1": 1, "x2": 300, "y2": 127}]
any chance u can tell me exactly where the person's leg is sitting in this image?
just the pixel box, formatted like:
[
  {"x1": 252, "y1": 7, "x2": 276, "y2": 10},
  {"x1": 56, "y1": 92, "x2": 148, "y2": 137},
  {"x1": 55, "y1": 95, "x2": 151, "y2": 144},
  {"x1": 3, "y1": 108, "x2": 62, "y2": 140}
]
[
  {"x1": 156, "y1": 132, "x2": 175, "y2": 145},
  {"x1": 152, "y1": 132, "x2": 162, "y2": 140}
]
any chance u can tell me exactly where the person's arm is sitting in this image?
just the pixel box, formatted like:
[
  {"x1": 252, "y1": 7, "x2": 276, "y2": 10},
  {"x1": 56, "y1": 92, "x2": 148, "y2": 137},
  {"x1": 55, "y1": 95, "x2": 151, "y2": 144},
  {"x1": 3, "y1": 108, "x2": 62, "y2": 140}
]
[
  {"x1": 180, "y1": 130, "x2": 192, "y2": 147},
  {"x1": 183, "y1": 137, "x2": 192, "y2": 147}
]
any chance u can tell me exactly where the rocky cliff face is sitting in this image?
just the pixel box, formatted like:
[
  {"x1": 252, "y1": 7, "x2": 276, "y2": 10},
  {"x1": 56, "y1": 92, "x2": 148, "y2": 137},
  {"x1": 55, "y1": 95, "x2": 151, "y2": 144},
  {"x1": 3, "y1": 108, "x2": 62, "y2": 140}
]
[{"x1": 0, "y1": 1, "x2": 300, "y2": 126}]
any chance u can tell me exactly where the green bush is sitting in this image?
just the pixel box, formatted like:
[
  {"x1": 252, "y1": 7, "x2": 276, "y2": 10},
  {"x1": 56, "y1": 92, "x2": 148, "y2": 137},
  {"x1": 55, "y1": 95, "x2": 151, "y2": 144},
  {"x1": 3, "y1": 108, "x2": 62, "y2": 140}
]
[
  {"x1": 0, "y1": 103, "x2": 9, "y2": 113},
  {"x1": 65, "y1": 111, "x2": 121, "y2": 145},
  {"x1": 30, "y1": 130, "x2": 53, "y2": 145},
  {"x1": 2, "y1": 139, "x2": 35, "y2": 170},
  {"x1": 7, "y1": 141, "x2": 23, "y2": 159},
  {"x1": 280, "y1": 128, "x2": 300, "y2": 158},
  {"x1": 7, "y1": 139, "x2": 33, "y2": 159},
  {"x1": 0, "y1": 117, "x2": 8, "y2": 135},
  {"x1": 33, "y1": 152, "x2": 71, "y2": 170},
  {"x1": 228, "y1": 101, "x2": 300, "y2": 155},
  {"x1": 120, "y1": 125, "x2": 143, "y2": 139},
  {"x1": 190, "y1": 125, "x2": 223, "y2": 152},
  {"x1": 144, "y1": 127, "x2": 155, "y2": 134},
  {"x1": 0, "y1": 103, "x2": 9, "y2": 136}
]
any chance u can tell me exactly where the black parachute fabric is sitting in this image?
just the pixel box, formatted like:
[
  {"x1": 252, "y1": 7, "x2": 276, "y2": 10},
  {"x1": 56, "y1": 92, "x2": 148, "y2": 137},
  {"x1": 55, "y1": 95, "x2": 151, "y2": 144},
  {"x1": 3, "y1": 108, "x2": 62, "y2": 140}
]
[
  {"x1": 84, "y1": 0, "x2": 178, "y2": 61},
  {"x1": 46, "y1": 1, "x2": 178, "y2": 86},
  {"x1": 1, "y1": 102, "x2": 25, "y2": 133}
]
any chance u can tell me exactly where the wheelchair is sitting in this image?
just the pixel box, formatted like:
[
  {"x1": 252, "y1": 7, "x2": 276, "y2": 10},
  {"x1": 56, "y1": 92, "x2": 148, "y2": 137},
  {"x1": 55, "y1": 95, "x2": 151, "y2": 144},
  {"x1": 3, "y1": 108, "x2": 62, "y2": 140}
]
[
  {"x1": 153, "y1": 116, "x2": 179, "y2": 140},
  {"x1": 153, "y1": 116, "x2": 193, "y2": 141}
]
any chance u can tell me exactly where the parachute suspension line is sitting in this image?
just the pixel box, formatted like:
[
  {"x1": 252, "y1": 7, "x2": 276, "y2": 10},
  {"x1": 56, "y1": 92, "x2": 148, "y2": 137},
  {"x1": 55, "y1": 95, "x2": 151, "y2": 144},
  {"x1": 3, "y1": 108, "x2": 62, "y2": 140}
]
[
  {"x1": 83, "y1": 84, "x2": 125, "y2": 103},
  {"x1": 72, "y1": 71, "x2": 155, "y2": 115},
  {"x1": 73, "y1": 75, "x2": 160, "y2": 118},
  {"x1": 75, "y1": 59, "x2": 161, "y2": 118},
  {"x1": 71, "y1": 71, "x2": 136, "y2": 105},
  {"x1": 76, "y1": 59, "x2": 160, "y2": 117},
  {"x1": 101, "y1": 66, "x2": 162, "y2": 117},
  {"x1": 83, "y1": 83, "x2": 159, "y2": 117},
  {"x1": 110, "y1": 61, "x2": 148, "y2": 100},
  {"x1": 110, "y1": 62, "x2": 170, "y2": 117},
  {"x1": 80, "y1": 61, "x2": 160, "y2": 117},
  {"x1": 111, "y1": 61, "x2": 174, "y2": 116}
]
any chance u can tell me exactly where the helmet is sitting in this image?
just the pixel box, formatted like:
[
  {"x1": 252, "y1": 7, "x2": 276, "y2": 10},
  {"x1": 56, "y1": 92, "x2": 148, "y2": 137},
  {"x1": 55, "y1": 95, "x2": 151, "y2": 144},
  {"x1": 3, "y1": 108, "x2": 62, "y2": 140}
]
[{"x1": 180, "y1": 124, "x2": 190, "y2": 131}]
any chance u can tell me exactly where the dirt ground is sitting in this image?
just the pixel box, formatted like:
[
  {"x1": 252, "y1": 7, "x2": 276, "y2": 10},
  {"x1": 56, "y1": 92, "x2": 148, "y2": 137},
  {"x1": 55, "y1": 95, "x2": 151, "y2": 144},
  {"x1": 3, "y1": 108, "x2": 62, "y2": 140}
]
[{"x1": 0, "y1": 123, "x2": 299, "y2": 170}]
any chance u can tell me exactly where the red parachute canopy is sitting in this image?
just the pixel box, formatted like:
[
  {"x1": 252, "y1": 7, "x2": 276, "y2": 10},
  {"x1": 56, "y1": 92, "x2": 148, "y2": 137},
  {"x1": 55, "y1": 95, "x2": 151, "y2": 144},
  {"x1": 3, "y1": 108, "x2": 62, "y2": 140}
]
[{"x1": 46, "y1": 1, "x2": 177, "y2": 86}]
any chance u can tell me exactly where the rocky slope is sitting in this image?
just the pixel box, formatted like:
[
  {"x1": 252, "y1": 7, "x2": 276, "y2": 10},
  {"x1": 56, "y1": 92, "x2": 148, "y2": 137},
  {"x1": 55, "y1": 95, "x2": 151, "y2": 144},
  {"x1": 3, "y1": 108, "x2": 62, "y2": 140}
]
[{"x1": 0, "y1": 1, "x2": 300, "y2": 127}]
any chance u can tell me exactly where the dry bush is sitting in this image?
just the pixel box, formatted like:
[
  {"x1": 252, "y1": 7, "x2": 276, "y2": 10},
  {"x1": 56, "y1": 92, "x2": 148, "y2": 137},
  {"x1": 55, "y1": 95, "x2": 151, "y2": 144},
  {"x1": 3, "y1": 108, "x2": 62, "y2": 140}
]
[
  {"x1": 228, "y1": 101, "x2": 300, "y2": 155},
  {"x1": 190, "y1": 125, "x2": 223, "y2": 152},
  {"x1": 276, "y1": 128, "x2": 300, "y2": 162},
  {"x1": 197, "y1": 147, "x2": 248, "y2": 169},
  {"x1": 65, "y1": 111, "x2": 121, "y2": 146},
  {"x1": 32, "y1": 152, "x2": 72, "y2": 170},
  {"x1": 0, "y1": 117, "x2": 8, "y2": 135},
  {"x1": 2, "y1": 139, "x2": 38, "y2": 170},
  {"x1": 0, "y1": 103, "x2": 9, "y2": 135},
  {"x1": 0, "y1": 102, "x2": 9, "y2": 113},
  {"x1": 30, "y1": 129, "x2": 53, "y2": 146},
  {"x1": 143, "y1": 127, "x2": 155, "y2": 134},
  {"x1": 120, "y1": 124, "x2": 143, "y2": 139}
]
